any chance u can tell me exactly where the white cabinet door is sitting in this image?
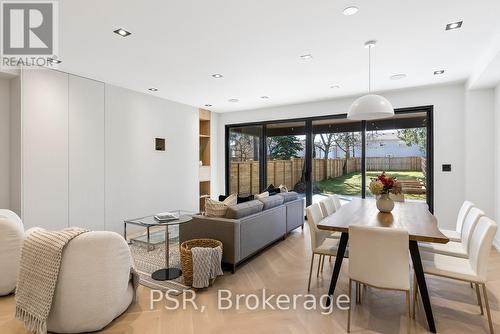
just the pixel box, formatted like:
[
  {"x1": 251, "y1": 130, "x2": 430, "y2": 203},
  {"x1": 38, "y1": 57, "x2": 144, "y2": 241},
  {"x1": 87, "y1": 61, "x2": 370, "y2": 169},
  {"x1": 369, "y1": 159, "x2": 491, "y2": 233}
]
[
  {"x1": 69, "y1": 75, "x2": 105, "y2": 230},
  {"x1": 22, "y1": 69, "x2": 69, "y2": 230}
]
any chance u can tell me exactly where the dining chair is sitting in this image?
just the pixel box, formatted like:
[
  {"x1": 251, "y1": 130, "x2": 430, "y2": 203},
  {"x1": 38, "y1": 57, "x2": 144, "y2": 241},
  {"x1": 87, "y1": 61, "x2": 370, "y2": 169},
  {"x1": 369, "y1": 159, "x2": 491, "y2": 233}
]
[
  {"x1": 439, "y1": 201, "x2": 475, "y2": 242},
  {"x1": 418, "y1": 207, "x2": 484, "y2": 258},
  {"x1": 414, "y1": 216, "x2": 497, "y2": 334},
  {"x1": 347, "y1": 225, "x2": 411, "y2": 333},
  {"x1": 320, "y1": 197, "x2": 336, "y2": 216},
  {"x1": 305, "y1": 203, "x2": 345, "y2": 292},
  {"x1": 330, "y1": 194, "x2": 342, "y2": 210}
]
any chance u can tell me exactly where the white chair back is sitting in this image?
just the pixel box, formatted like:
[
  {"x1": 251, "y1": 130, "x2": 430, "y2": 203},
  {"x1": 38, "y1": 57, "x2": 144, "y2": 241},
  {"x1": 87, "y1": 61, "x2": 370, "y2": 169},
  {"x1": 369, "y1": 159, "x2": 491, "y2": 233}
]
[
  {"x1": 306, "y1": 203, "x2": 325, "y2": 250},
  {"x1": 349, "y1": 225, "x2": 410, "y2": 290},
  {"x1": 469, "y1": 217, "x2": 497, "y2": 282},
  {"x1": 461, "y1": 207, "x2": 484, "y2": 251},
  {"x1": 319, "y1": 198, "x2": 336, "y2": 216},
  {"x1": 457, "y1": 201, "x2": 475, "y2": 234},
  {"x1": 330, "y1": 194, "x2": 342, "y2": 210}
]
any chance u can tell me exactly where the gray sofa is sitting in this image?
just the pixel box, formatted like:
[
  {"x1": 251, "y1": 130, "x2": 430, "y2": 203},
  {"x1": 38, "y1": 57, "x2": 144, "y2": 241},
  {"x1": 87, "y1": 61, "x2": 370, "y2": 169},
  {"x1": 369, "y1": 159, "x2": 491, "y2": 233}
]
[{"x1": 179, "y1": 192, "x2": 304, "y2": 272}]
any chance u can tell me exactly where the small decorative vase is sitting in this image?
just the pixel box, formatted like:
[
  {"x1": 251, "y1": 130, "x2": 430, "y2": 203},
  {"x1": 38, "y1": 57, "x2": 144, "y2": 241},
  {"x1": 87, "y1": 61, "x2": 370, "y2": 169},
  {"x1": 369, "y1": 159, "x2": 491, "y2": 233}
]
[{"x1": 376, "y1": 193, "x2": 394, "y2": 213}]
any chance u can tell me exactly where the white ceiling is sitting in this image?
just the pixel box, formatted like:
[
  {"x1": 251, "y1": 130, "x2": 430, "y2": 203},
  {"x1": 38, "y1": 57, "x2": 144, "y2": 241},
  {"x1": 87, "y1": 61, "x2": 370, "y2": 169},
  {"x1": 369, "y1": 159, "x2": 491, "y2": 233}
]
[{"x1": 57, "y1": 0, "x2": 500, "y2": 112}]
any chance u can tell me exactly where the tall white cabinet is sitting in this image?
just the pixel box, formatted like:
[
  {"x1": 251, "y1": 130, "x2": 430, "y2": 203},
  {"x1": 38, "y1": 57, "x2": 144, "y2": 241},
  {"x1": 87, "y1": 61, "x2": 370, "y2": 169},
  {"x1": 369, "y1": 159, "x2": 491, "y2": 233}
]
[{"x1": 18, "y1": 69, "x2": 105, "y2": 230}]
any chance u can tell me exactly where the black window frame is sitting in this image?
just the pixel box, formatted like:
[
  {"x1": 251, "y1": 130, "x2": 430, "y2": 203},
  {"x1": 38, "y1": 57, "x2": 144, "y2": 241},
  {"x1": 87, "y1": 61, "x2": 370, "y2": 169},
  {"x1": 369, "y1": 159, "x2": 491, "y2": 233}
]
[{"x1": 225, "y1": 105, "x2": 434, "y2": 212}]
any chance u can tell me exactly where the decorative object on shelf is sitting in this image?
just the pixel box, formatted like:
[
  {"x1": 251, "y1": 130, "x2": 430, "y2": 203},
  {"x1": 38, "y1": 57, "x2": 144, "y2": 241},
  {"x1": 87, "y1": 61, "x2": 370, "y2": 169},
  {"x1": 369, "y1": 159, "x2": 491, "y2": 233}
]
[
  {"x1": 348, "y1": 40, "x2": 394, "y2": 120},
  {"x1": 369, "y1": 172, "x2": 402, "y2": 213},
  {"x1": 180, "y1": 238, "x2": 223, "y2": 287}
]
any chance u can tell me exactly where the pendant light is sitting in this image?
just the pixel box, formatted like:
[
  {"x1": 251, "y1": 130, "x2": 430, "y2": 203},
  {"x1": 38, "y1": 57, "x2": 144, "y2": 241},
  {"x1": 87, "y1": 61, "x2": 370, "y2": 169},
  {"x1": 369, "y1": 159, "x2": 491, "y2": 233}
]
[{"x1": 348, "y1": 40, "x2": 394, "y2": 120}]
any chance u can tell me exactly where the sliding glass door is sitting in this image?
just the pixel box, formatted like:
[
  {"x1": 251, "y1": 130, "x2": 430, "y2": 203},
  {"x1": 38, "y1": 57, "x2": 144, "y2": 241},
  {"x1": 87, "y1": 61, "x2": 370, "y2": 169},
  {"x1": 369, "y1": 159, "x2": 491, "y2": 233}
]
[
  {"x1": 365, "y1": 112, "x2": 429, "y2": 203},
  {"x1": 225, "y1": 107, "x2": 433, "y2": 211},
  {"x1": 312, "y1": 118, "x2": 363, "y2": 204},
  {"x1": 266, "y1": 121, "x2": 306, "y2": 196},
  {"x1": 228, "y1": 126, "x2": 262, "y2": 196}
]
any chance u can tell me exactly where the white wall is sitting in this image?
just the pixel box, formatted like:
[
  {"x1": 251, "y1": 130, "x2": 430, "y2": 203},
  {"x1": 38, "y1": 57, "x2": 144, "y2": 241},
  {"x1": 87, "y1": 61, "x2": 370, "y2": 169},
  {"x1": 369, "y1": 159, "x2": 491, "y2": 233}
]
[
  {"x1": 104, "y1": 85, "x2": 199, "y2": 234},
  {"x1": 10, "y1": 69, "x2": 199, "y2": 233},
  {"x1": 216, "y1": 83, "x2": 466, "y2": 229},
  {"x1": 494, "y1": 84, "x2": 500, "y2": 248},
  {"x1": 464, "y1": 89, "x2": 495, "y2": 217},
  {"x1": 0, "y1": 78, "x2": 9, "y2": 209}
]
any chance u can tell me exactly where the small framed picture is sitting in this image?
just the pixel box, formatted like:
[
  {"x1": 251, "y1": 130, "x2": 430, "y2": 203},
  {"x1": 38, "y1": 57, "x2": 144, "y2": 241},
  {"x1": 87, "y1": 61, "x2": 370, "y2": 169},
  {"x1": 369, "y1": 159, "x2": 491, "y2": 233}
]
[{"x1": 155, "y1": 138, "x2": 166, "y2": 151}]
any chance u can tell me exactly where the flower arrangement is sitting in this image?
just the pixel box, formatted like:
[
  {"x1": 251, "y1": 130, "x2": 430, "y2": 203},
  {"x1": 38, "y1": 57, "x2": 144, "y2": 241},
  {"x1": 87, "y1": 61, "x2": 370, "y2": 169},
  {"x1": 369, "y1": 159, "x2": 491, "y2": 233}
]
[{"x1": 369, "y1": 172, "x2": 402, "y2": 196}]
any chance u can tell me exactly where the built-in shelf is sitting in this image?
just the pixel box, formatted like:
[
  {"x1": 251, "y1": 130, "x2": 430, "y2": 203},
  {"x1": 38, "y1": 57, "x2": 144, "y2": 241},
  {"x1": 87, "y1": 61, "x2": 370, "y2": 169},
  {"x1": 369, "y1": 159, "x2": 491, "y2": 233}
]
[{"x1": 199, "y1": 109, "x2": 211, "y2": 213}]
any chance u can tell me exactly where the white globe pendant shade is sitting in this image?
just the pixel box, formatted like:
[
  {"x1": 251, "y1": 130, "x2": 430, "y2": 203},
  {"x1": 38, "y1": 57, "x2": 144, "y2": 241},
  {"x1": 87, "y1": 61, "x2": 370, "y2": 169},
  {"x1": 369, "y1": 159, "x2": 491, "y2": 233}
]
[{"x1": 347, "y1": 94, "x2": 394, "y2": 120}]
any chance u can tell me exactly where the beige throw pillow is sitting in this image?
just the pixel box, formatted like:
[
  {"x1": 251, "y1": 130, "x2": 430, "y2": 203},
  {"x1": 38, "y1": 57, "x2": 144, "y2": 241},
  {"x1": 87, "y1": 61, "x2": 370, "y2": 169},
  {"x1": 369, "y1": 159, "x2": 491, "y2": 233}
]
[
  {"x1": 205, "y1": 194, "x2": 237, "y2": 217},
  {"x1": 278, "y1": 184, "x2": 288, "y2": 193},
  {"x1": 255, "y1": 191, "x2": 269, "y2": 200}
]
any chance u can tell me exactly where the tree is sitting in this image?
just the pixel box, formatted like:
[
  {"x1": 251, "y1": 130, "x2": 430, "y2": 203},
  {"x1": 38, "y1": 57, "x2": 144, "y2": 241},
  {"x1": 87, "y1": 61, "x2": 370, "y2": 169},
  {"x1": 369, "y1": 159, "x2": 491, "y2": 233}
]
[
  {"x1": 397, "y1": 128, "x2": 427, "y2": 153},
  {"x1": 230, "y1": 133, "x2": 257, "y2": 161},
  {"x1": 267, "y1": 136, "x2": 302, "y2": 160},
  {"x1": 314, "y1": 133, "x2": 335, "y2": 159}
]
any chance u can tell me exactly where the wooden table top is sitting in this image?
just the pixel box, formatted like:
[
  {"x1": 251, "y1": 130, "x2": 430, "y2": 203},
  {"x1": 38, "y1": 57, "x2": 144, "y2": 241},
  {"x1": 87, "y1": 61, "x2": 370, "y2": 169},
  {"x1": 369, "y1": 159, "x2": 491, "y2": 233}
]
[{"x1": 317, "y1": 198, "x2": 449, "y2": 244}]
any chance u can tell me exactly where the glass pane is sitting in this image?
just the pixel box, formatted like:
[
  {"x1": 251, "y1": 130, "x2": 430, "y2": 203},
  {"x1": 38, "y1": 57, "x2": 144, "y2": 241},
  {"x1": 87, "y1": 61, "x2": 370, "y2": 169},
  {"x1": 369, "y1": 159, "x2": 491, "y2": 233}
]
[
  {"x1": 365, "y1": 112, "x2": 427, "y2": 202},
  {"x1": 228, "y1": 126, "x2": 262, "y2": 195},
  {"x1": 266, "y1": 122, "x2": 306, "y2": 197},
  {"x1": 312, "y1": 119, "x2": 363, "y2": 203}
]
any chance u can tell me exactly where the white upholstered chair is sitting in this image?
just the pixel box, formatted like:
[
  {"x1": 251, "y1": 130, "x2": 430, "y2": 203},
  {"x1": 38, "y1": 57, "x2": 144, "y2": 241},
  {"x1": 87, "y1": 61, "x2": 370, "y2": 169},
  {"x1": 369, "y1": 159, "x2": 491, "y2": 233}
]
[
  {"x1": 418, "y1": 206, "x2": 484, "y2": 258},
  {"x1": 305, "y1": 203, "x2": 344, "y2": 291},
  {"x1": 24, "y1": 229, "x2": 136, "y2": 333},
  {"x1": 319, "y1": 197, "x2": 336, "y2": 216},
  {"x1": 0, "y1": 209, "x2": 24, "y2": 296},
  {"x1": 439, "y1": 201, "x2": 475, "y2": 242},
  {"x1": 348, "y1": 225, "x2": 410, "y2": 333},
  {"x1": 415, "y1": 217, "x2": 497, "y2": 334},
  {"x1": 330, "y1": 194, "x2": 342, "y2": 210}
]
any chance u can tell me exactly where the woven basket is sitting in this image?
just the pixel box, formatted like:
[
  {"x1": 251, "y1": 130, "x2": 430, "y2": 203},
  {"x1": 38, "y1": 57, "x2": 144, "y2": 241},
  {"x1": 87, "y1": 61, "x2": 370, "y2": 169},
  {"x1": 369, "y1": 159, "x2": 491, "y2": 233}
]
[{"x1": 180, "y1": 238, "x2": 223, "y2": 286}]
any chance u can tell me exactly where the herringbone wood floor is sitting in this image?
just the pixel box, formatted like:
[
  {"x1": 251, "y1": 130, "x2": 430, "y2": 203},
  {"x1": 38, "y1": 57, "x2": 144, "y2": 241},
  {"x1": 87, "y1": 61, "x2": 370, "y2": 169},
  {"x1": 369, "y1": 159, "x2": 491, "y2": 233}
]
[{"x1": 1, "y1": 226, "x2": 499, "y2": 334}]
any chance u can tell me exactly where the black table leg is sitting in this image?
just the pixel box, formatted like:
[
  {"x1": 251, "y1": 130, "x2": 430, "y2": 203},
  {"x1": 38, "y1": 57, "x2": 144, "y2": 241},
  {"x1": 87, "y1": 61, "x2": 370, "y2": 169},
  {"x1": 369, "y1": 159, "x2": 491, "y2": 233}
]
[
  {"x1": 409, "y1": 240, "x2": 436, "y2": 333},
  {"x1": 326, "y1": 232, "x2": 349, "y2": 307}
]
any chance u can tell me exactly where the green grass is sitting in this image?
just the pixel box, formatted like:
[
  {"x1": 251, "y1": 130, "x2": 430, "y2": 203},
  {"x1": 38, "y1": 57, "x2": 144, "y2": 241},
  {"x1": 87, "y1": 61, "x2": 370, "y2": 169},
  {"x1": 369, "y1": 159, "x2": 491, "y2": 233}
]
[{"x1": 315, "y1": 171, "x2": 426, "y2": 201}]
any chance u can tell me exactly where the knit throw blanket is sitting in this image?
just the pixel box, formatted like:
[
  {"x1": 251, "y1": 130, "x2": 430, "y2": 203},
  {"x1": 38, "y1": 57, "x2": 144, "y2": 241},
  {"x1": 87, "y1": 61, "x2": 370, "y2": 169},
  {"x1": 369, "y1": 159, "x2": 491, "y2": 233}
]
[{"x1": 192, "y1": 246, "x2": 223, "y2": 288}]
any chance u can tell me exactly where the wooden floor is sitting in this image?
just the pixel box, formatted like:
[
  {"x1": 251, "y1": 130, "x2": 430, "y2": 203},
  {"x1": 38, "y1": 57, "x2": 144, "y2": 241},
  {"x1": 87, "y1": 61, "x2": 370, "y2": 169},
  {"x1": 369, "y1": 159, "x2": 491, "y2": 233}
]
[{"x1": 1, "y1": 226, "x2": 499, "y2": 334}]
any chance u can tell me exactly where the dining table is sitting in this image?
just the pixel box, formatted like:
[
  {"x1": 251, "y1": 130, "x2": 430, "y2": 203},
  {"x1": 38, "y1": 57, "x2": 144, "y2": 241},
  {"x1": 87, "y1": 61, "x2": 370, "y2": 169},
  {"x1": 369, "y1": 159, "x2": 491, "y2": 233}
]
[{"x1": 317, "y1": 198, "x2": 449, "y2": 333}]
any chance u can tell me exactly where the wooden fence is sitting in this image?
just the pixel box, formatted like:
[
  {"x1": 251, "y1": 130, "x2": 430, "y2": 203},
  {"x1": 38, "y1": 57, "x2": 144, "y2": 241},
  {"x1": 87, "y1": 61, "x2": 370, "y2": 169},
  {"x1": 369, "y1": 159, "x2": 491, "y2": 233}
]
[{"x1": 229, "y1": 156, "x2": 425, "y2": 195}]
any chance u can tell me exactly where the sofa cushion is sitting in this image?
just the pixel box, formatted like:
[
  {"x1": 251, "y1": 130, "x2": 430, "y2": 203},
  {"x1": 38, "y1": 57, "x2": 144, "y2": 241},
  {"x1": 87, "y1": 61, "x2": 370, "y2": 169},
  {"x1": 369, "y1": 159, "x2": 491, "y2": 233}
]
[
  {"x1": 225, "y1": 200, "x2": 264, "y2": 219},
  {"x1": 259, "y1": 195, "x2": 284, "y2": 210},
  {"x1": 278, "y1": 191, "x2": 299, "y2": 203}
]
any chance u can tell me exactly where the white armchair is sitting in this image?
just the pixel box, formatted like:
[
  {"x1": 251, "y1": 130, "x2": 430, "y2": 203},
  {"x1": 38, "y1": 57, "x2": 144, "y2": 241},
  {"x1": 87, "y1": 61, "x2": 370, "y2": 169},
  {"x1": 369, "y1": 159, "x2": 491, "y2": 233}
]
[
  {"x1": 0, "y1": 209, "x2": 24, "y2": 296},
  {"x1": 43, "y1": 231, "x2": 136, "y2": 333}
]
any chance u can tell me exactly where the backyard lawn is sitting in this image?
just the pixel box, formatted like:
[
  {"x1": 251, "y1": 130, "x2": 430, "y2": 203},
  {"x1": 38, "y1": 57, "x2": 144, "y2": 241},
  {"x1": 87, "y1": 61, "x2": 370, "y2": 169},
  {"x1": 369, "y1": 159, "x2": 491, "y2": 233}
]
[{"x1": 315, "y1": 171, "x2": 426, "y2": 201}]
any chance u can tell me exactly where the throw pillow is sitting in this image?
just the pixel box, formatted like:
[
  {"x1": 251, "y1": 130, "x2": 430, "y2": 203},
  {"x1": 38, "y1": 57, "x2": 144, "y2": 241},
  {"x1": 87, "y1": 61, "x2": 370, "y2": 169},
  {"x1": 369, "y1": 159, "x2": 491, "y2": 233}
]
[
  {"x1": 255, "y1": 191, "x2": 269, "y2": 200},
  {"x1": 205, "y1": 194, "x2": 237, "y2": 217},
  {"x1": 219, "y1": 194, "x2": 255, "y2": 204},
  {"x1": 265, "y1": 184, "x2": 281, "y2": 195},
  {"x1": 278, "y1": 184, "x2": 288, "y2": 193}
]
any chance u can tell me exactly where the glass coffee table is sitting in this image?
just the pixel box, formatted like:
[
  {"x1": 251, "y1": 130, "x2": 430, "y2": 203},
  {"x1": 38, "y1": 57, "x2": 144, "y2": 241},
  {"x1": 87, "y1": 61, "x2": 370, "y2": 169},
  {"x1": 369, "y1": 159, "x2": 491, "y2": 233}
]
[{"x1": 124, "y1": 210, "x2": 193, "y2": 281}]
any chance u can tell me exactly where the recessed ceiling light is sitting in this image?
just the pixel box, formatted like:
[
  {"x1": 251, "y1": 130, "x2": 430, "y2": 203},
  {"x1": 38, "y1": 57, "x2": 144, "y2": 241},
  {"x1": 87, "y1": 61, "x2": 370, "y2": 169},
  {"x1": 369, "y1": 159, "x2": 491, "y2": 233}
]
[
  {"x1": 148, "y1": 87, "x2": 158, "y2": 92},
  {"x1": 212, "y1": 74, "x2": 223, "y2": 78},
  {"x1": 446, "y1": 21, "x2": 463, "y2": 31},
  {"x1": 390, "y1": 74, "x2": 407, "y2": 80},
  {"x1": 300, "y1": 54, "x2": 313, "y2": 60},
  {"x1": 47, "y1": 57, "x2": 62, "y2": 64},
  {"x1": 113, "y1": 28, "x2": 132, "y2": 37},
  {"x1": 330, "y1": 85, "x2": 341, "y2": 89},
  {"x1": 434, "y1": 70, "x2": 445, "y2": 75},
  {"x1": 260, "y1": 96, "x2": 269, "y2": 99},
  {"x1": 228, "y1": 98, "x2": 239, "y2": 103},
  {"x1": 343, "y1": 6, "x2": 359, "y2": 16},
  {"x1": 204, "y1": 104, "x2": 212, "y2": 107}
]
